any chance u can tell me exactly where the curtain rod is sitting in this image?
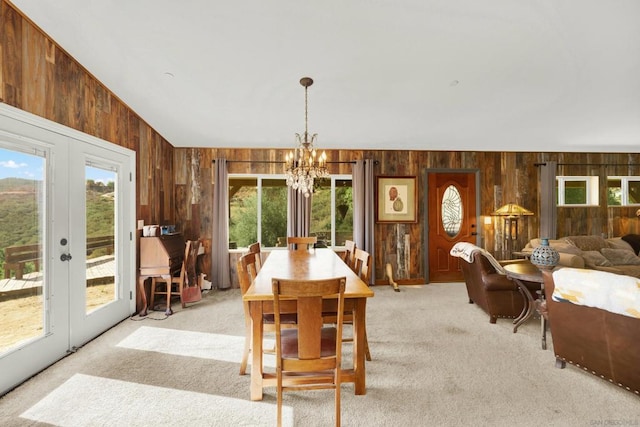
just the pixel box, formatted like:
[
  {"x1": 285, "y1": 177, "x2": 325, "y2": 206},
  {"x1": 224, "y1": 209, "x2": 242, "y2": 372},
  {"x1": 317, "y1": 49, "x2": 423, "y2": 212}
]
[
  {"x1": 535, "y1": 162, "x2": 640, "y2": 167},
  {"x1": 212, "y1": 159, "x2": 379, "y2": 165}
]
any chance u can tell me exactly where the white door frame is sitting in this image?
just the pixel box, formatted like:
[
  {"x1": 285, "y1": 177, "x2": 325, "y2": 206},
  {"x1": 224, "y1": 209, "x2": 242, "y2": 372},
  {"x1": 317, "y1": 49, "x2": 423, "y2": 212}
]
[{"x1": 0, "y1": 104, "x2": 136, "y2": 395}]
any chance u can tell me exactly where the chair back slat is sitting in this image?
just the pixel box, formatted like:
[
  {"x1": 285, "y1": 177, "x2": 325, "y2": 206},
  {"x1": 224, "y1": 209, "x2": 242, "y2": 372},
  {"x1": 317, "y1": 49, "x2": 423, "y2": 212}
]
[
  {"x1": 343, "y1": 239, "x2": 356, "y2": 269},
  {"x1": 247, "y1": 242, "x2": 262, "y2": 271},
  {"x1": 353, "y1": 248, "x2": 371, "y2": 284},
  {"x1": 287, "y1": 236, "x2": 317, "y2": 251},
  {"x1": 237, "y1": 252, "x2": 259, "y2": 295}
]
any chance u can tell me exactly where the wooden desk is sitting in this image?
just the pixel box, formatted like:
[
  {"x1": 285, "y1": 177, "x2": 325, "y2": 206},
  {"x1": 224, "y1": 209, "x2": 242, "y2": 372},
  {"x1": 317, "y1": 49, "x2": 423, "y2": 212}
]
[
  {"x1": 243, "y1": 248, "x2": 374, "y2": 401},
  {"x1": 503, "y1": 262, "x2": 547, "y2": 349}
]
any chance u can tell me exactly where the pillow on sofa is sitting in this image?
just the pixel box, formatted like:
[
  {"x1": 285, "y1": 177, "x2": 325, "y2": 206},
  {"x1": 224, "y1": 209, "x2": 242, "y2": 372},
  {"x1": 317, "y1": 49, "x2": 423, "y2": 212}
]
[
  {"x1": 607, "y1": 237, "x2": 635, "y2": 252},
  {"x1": 600, "y1": 248, "x2": 640, "y2": 266},
  {"x1": 566, "y1": 235, "x2": 607, "y2": 252},
  {"x1": 582, "y1": 250, "x2": 613, "y2": 268}
]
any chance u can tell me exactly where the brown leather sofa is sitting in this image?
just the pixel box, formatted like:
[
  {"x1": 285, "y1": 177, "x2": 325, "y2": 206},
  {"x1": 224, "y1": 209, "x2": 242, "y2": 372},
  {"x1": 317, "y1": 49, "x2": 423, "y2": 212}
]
[
  {"x1": 459, "y1": 252, "x2": 540, "y2": 324},
  {"x1": 542, "y1": 270, "x2": 640, "y2": 395}
]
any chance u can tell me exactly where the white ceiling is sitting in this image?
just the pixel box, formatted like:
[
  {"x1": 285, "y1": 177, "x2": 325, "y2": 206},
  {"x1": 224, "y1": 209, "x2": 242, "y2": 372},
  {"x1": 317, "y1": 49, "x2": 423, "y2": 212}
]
[{"x1": 10, "y1": 0, "x2": 640, "y2": 153}]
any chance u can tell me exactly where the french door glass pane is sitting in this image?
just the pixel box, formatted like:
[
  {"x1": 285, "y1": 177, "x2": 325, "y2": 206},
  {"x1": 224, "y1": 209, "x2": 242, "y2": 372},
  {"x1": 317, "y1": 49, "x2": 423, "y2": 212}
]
[
  {"x1": 85, "y1": 165, "x2": 116, "y2": 314},
  {"x1": 0, "y1": 147, "x2": 45, "y2": 354}
]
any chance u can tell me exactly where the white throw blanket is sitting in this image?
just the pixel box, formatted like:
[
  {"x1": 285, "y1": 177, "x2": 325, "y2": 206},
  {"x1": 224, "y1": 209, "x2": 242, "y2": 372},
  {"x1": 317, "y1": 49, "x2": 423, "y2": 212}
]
[
  {"x1": 552, "y1": 268, "x2": 640, "y2": 319},
  {"x1": 450, "y1": 242, "x2": 506, "y2": 274}
]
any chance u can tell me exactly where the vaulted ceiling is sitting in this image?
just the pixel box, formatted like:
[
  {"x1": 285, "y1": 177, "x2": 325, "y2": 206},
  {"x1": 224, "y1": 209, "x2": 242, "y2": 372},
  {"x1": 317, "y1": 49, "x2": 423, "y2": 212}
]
[{"x1": 10, "y1": 0, "x2": 640, "y2": 153}]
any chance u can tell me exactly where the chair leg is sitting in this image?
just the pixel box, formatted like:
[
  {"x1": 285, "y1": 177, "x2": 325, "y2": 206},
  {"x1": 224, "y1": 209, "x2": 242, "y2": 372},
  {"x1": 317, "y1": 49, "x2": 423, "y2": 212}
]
[
  {"x1": 149, "y1": 279, "x2": 156, "y2": 311},
  {"x1": 276, "y1": 368, "x2": 283, "y2": 427},
  {"x1": 364, "y1": 330, "x2": 372, "y2": 362},
  {"x1": 335, "y1": 373, "x2": 341, "y2": 427},
  {"x1": 180, "y1": 281, "x2": 186, "y2": 308},
  {"x1": 240, "y1": 319, "x2": 250, "y2": 375},
  {"x1": 165, "y1": 285, "x2": 172, "y2": 316}
]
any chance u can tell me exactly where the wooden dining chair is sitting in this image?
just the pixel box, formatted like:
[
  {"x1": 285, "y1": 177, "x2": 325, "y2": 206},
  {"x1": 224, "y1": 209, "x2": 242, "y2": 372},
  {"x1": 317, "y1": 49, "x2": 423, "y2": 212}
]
[
  {"x1": 236, "y1": 252, "x2": 296, "y2": 375},
  {"x1": 248, "y1": 241, "x2": 262, "y2": 271},
  {"x1": 150, "y1": 240, "x2": 201, "y2": 315},
  {"x1": 352, "y1": 248, "x2": 371, "y2": 284},
  {"x1": 287, "y1": 236, "x2": 317, "y2": 251},
  {"x1": 343, "y1": 239, "x2": 356, "y2": 270},
  {"x1": 325, "y1": 247, "x2": 372, "y2": 361},
  {"x1": 272, "y1": 276, "x2": 346, "y2": 427}
]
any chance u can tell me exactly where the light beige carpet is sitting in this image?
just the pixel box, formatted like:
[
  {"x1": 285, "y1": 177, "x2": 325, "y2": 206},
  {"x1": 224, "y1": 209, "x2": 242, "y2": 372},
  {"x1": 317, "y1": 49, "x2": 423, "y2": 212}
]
[{"x1": 1, "y1": 283, "x2": 638, "y2": 426}]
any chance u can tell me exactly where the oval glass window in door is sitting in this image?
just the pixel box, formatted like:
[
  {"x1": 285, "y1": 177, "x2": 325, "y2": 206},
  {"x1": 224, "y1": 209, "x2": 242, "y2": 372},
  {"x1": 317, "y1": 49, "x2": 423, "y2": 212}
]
[{"x1": 441, "y1": 185, "x2": 462, "y2": 237}]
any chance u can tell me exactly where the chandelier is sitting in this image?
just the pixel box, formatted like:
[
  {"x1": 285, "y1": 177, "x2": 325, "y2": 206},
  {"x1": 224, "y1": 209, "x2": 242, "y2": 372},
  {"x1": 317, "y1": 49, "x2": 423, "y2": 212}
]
[{"x1": 284, "y1": 77, "x2": 329, "y2": 197}]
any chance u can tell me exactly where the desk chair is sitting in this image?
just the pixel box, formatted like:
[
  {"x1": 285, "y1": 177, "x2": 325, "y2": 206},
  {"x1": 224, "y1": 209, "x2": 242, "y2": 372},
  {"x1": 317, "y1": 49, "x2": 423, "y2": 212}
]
[
  {"x1": 272, "y1": 276, "x2": 346, "y2": 427},
  {"x1": 287, "y1": 236, "x2": 317, "y2": 251},
  {"x1": 150, "y1": 240, "x2": 200, "y2": 315}
]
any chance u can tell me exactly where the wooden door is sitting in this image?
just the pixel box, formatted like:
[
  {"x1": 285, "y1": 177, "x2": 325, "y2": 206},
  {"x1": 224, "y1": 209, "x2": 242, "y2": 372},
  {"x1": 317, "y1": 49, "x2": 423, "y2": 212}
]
[{"x1": 428, "y1": 172, "x2": 477, "y2": 282}]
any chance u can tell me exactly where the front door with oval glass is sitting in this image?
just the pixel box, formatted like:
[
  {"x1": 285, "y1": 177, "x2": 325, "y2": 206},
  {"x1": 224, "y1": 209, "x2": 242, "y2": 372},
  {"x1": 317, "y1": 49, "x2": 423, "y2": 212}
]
[{"x1": 428, "y1": 172, "x2": 477, "y2": 282}]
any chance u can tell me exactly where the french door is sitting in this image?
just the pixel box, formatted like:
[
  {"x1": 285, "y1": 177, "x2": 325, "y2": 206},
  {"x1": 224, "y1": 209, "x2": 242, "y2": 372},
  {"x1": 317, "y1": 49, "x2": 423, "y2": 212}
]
[{"x1": 0, "y1": 105, "x2": 135, "y2": 395}]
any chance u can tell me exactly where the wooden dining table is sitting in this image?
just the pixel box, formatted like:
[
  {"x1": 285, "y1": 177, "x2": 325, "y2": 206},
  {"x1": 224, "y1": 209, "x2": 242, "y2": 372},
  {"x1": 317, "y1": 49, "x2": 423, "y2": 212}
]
[{"x1": 242, "y1": 248, "x2": 375, "y2": 401}]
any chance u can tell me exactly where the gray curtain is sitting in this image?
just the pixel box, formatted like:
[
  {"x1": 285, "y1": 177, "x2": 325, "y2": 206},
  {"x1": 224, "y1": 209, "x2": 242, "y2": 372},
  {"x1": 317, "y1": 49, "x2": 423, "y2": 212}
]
[
  {"x1": 539, "y1": 160, "x2": 557, "y2": 240},
  {"x1": 287, "y1": 187, "x2": 312, "y2": 237},
  {"x1": 212, "y1": 158, "x2": 231, "y2": 289},
  {"x1": 352, "y1": 159, "x2": 376, "y2": 284}
]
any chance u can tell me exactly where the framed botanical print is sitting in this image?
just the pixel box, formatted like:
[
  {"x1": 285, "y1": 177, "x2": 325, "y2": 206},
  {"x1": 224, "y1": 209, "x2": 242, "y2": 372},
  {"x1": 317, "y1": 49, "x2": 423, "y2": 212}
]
[{"x1": 376, "y1": 176, "x2": 417, "y2": 223}]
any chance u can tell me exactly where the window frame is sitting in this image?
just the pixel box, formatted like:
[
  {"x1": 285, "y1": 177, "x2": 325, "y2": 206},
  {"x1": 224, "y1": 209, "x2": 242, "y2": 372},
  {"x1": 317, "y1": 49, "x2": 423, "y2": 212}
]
[
  {"x1": 228, "y1": 173, "x2": 353, "y2": 250},
  {"x1": 556, "y1": 176, "x2": 599, "y2": 207},
  {"x1": 606, "y1": 176, "x2": 640, "y2": 207}
]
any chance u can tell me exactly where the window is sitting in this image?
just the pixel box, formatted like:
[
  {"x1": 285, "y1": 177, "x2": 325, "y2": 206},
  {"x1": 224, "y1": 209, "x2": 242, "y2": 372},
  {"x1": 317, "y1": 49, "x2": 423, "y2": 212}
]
[
  {"x1": 229, "y1": 174, "x2": 353, "y2": 249},
  {"x1": 607, "y1": 176, "x2": 640, "y2": 206},
  {"x1": 556, "y1": 176, "x2": 599, "y2": 206},
  {"x1": 310, "y1": 176, "x2": 353, "y2": 247}
]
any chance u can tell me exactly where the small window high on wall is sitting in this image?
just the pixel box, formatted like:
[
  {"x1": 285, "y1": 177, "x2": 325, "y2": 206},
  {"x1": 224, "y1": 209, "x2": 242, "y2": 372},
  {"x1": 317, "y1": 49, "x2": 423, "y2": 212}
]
[
  {"x1": 556, "y1": 176, "x2": 599, "y2": 206},
  {"x1": 607, "y1": 177, "x2": 640, "y2": 206}
]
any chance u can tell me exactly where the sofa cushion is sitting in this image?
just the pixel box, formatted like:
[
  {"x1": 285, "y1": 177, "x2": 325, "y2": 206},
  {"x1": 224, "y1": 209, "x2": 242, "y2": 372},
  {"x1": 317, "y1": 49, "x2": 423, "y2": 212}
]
[
  {"x1": 565, "y1": 235, "x2": 608, "y2": 252},
  {"x1": 607, "y1": 237, "x2": 634, "y2": 252},
  {"x1": 581, "y1": 250, "x2": 613, "y2": 268},
  {"x1": 600, "y1": 247, "x2": 640, "y2": 266}
]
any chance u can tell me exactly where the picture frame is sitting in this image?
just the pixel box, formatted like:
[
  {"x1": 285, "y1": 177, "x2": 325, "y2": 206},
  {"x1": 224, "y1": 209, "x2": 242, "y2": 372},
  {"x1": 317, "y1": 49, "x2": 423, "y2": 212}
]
[{"x1": 376, "y1": 176, "x2": 417, "y2": 223}]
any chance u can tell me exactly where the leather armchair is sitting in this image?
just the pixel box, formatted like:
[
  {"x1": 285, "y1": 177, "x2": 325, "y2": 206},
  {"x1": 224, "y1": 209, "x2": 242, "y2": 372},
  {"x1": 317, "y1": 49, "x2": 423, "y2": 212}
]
[{"x1": 459, "y1": 253, "x2": 540, "y2": 324}]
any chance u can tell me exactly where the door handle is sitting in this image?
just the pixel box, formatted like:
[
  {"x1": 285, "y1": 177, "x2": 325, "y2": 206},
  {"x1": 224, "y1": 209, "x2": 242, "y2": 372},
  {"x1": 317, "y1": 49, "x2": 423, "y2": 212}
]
[
  {"x1": 60, "y1": 253, "x2": 73, "y2": 262},
  {"x1": 471, "y1": 232, "x2": 478, "y2": 236}
]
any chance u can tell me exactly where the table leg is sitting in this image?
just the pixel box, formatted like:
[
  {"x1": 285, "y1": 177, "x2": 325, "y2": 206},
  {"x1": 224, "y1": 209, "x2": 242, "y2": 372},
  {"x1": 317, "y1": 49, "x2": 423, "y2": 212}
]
[
  {"x1": 249, "y1": 301, "x2": 264, "y2": 401},
  {"x1": 353, "y1": 298, "x2": 367, "y2": 395},
  {"x1": 512, "y1": 279, "x2": 535, "y2": 333}
]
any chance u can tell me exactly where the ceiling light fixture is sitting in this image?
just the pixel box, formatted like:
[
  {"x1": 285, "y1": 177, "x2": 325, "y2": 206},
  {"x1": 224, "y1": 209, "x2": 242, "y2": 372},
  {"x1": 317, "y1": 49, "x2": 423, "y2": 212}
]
[{"x1": 284, "y1": 77, "x2": 328, "y2": 197}]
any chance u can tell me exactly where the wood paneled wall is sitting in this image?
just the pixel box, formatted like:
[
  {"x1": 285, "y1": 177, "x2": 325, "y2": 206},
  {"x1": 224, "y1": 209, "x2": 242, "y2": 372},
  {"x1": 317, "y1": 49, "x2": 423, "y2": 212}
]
[
  {"x1": 4, "y1": 1, "x2": 640, "y2": 287},
  {"x1": 177, "y1": 148, "x2": 640, "y2": 284},
  {"x1": 1, "y1": 1, "x2": 175, "y2": 229}
]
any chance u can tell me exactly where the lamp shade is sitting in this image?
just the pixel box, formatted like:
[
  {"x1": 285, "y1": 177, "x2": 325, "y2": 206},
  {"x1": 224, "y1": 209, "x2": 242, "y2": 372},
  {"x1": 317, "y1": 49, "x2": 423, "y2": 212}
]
[{"x1": 490, "y1": 203, "x2": 534, "y2": 217}]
